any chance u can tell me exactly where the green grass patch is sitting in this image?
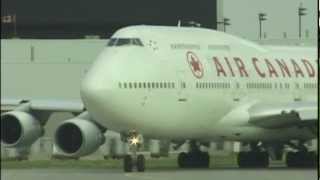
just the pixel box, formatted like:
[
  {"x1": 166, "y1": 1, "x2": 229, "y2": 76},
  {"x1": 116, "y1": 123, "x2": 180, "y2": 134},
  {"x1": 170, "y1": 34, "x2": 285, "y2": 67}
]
[
  {"x1": 1, "y1": 154, "x2": 238, "y2": 169},
  {"x1": 1, "y1": 159, "x2": 122, "y2": 169}
]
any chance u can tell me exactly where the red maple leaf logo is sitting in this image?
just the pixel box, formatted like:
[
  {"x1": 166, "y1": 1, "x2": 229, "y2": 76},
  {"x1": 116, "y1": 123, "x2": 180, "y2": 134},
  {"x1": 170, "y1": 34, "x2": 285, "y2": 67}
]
[
  {"x1": 187, "y1": 52, "x2": 203, "y2": 79},
  {"x1": 190, "y1": 56, "x2": 201, "y2": 72}
]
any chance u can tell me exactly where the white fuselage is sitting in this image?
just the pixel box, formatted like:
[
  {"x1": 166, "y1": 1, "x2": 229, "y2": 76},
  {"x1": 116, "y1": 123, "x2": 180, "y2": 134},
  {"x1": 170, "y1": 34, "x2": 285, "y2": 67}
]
[{"x1": 80, "y1": 26, "x2": 317, "y2": 142}]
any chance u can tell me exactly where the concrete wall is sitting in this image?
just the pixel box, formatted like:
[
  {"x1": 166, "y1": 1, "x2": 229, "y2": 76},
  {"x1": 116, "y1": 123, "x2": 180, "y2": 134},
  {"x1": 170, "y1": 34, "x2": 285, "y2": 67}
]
[{"x1": 1, "y1": 39, "x2": 106, "y2": 99}]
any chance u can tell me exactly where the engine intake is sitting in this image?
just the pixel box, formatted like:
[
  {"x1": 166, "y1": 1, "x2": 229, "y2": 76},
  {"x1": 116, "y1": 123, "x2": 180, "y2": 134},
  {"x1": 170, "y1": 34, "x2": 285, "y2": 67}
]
[
  {"x1": 55, "y1": 118, "x2": 105, "y2": 157},
  {"x1": 1, "y1": 111, "x2": 42, "y2": 147}
]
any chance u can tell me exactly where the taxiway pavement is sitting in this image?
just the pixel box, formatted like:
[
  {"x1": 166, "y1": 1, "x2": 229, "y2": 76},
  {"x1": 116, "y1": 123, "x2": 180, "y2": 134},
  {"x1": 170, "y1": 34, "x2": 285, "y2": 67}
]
[{"x1": 1, "y1": 168, "x2": 317, "y2": 180}]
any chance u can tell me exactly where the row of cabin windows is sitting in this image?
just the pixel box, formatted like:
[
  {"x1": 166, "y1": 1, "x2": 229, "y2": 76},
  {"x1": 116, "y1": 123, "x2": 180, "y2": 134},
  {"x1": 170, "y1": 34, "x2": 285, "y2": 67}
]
[
  {"x1": 246, "y1": 82, "x2": 318, "y2": 89},
  {"x1": 304, "y1": 83, "x2": 317, "y2": 89},
  {"x1": 247, "y1": 82, "x2": 290, "y2": 89},
  {"x1": 247, "y1": 82, "x2": 277, "y2": 89},
  {"x1": 119, "y1": 82, "x2": 175, "y2": 89},
  {"x1": 118, "y1": 82, "x2": 317, "y2": 90},
  {"x1": 196, "y1": 82, "x2": 231, "y2": 89}
]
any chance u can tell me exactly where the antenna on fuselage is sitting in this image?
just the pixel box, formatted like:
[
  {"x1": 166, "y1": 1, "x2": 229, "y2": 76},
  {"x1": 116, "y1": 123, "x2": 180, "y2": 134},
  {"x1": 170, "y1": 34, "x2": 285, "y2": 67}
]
[{"x1": 187, "y1": 21, "x2": 201, "y2": 27}]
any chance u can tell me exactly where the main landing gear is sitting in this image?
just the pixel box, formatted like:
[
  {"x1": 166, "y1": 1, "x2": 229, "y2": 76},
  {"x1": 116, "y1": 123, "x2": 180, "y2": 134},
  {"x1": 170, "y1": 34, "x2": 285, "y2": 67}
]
[
  {"x1": 237, "y1": 142, "x2": 269, "y2": 168},
  {"x1": 237, "y1": 141, "x2": 317, "y2": 168},
  {"x1": 122, "y1": 132, "x2": 145, "y2": 172},
  {"x1": 177, "y1": 141, "x2": 210, "y2": 168},
  {"x1": 285, "y1": 142, "x2": 317, "y2": 168}
]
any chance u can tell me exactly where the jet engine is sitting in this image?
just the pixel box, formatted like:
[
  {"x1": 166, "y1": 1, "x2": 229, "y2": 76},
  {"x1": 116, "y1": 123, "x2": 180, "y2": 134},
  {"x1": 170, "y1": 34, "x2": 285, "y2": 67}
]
[
  {"x1": 1, "y1": 111, "x2": 43, "y2": 147},
  {"x1": 54, "y1": 118, "x2": 105, "y2": 157}
]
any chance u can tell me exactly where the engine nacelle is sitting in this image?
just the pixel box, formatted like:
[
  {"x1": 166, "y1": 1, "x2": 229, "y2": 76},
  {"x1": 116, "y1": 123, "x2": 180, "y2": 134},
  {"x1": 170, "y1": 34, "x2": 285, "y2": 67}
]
[
  {"x1": 54, "y1": 118, "x2": 105, "y2": 157},
  {"x1": 1, "y1": 111, "x2": 43, "y2": 148}
]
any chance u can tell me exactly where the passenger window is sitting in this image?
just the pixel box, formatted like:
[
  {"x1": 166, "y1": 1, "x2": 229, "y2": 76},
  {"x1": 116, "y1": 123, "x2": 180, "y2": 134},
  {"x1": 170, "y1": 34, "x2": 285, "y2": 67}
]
[
  {"x1": 124, "y1": 83, "x2": 127, "y2": 88},
  {"x1": 181, "y1": 82, "x2": 186, "y2": 89},
  {"x1": 147, "y1": 82, "x2": 151, "y2": 89}
]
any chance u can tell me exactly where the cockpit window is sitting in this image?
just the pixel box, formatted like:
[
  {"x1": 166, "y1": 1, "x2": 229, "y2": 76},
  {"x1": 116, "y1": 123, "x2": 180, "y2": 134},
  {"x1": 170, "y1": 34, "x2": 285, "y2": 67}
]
[
  {"x1": 107, "y1": 38, "x2": 117, "y2": 46},
  {"x1": 132, "y1": 39, "x2": 144, "y2": 46},
  {"x1": 107, "y1": 38, "x2": 144, "y2": 47}
]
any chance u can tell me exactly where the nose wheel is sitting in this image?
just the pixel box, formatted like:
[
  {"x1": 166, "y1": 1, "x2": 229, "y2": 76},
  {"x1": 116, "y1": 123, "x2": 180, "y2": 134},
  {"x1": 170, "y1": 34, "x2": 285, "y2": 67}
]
[{"x1": 123, "y1": 154, "x2": 145, "y2": 172}]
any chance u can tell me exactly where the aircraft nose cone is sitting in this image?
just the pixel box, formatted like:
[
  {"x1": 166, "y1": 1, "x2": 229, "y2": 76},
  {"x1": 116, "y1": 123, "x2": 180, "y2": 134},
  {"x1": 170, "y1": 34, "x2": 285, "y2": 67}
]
[
  {"x1": 80, "y1": 58, "x2": 110, "y2": 109},
  {"x1": 80, "y1": 70, "x2": 105, "y2": 108}
]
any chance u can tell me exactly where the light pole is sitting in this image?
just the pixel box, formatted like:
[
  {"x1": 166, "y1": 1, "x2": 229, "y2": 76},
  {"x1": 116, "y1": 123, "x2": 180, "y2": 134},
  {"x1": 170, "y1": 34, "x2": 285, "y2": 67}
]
[
  {"x1": 217, "y1": 18, "x2": 231, "y2": 32},
  {"x1": 298, "y1": 3, "x2": 307, "y2": 39},
  {"x1": 258, "y1": 13, "x2": 267, "y2": 40},
  {"x1": 223, "y1": 18, "x2": 230, "y2": 32}
]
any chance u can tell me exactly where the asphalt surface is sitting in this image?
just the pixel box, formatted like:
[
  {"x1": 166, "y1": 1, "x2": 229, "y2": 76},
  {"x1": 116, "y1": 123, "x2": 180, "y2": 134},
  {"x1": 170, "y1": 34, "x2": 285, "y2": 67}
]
[{"x1": 1, "y1": 168, "x2": 318, "y2": 180}]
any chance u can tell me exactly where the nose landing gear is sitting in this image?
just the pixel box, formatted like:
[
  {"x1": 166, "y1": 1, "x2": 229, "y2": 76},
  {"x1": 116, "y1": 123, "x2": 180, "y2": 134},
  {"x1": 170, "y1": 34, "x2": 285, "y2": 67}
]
[{"x1": 122, "y1": 132, "x2": 145, "y2": 172}]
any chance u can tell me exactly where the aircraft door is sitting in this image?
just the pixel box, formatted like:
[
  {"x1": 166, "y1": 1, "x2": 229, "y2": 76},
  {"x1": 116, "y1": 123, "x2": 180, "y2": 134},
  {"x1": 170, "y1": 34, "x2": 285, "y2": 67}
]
[
  {"x1": 176, "y1": 70, "x2": 188, "y2": 102},
  {"x1": 292, "y1": 82, "x2": 303, "y2": 102}
]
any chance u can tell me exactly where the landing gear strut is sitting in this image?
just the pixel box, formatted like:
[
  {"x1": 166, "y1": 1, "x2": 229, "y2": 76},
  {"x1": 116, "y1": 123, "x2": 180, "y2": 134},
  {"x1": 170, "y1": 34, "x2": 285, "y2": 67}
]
[
  {"x1": 177, "y1": 141, "x2": 210, "y2": 168},
  {"x1": 285, "y1": 141, "x2": 317, "y2": 168},
  {"x1": 122, "y1": 132, "x2": 145, "y2": 172},
  {"x1": 237, "y1": 142, "x2": 269, "y2": 168}
]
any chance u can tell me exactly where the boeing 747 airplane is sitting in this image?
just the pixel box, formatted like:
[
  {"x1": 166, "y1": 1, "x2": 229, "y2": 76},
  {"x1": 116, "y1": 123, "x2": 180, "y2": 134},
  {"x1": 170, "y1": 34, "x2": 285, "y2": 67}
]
[{"x1": 1, "y1": 25, "x2": 318, "y2": 172}]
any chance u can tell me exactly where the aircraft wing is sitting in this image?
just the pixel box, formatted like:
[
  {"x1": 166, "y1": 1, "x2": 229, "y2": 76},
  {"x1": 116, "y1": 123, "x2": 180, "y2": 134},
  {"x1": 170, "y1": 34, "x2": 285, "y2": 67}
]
[
  {"x1": 248, "y1": 101, "x2": 317, "y2": 129},
  {"x1": 1, "y1": 98, "x2": 84, "y2": 113}
]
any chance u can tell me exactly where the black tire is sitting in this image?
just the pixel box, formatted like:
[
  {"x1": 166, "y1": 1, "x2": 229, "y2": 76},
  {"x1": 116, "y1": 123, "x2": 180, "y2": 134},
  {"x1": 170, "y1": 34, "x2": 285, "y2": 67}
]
[
  {"x1": 286, "y1": 152, "x2": 297, "y2": 168},
  {"x1": 137, "y1": 155, "x2": 145, "y2": 172},
  {"x1": 178, "y1": 152, "x2": 187, "y2": 168},
  {"x1": 123, "y1": 155, "x2": 133, "y2": 172},
  {"x1": 295, "y1": 151, "x2": 317, "y2": 168},
  {"x1": 261, "y1": 152, "x2": 269, "y2": 168},
  {"x1": 237, "y1": 152, "x2": 248, "y2": 168},
  {"x1": 238, "y1": 152, "x2": 269, "y2": 168},
  {"x1": 304, "y1": 151, "x2": 317, "y2": 168},
  {"x1": 200, "y1": 152, "x2": 210, "y2": 168}
]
